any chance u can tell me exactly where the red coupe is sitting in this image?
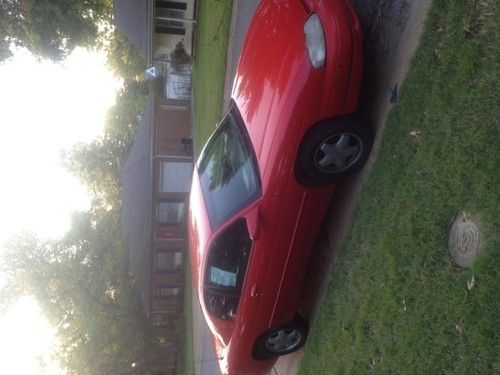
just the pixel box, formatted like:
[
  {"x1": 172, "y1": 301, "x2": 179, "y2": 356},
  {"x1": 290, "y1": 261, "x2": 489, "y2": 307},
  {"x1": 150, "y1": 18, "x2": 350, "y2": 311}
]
[{"x1": 189, "y1": 0, "x2": 371, "y2": 373}]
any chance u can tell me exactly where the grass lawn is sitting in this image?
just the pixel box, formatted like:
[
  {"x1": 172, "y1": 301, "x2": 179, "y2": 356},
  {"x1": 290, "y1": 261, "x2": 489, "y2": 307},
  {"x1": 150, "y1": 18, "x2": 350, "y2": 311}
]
[
  {"x1": 300, "y1": 1, "x2": 499, "y2": 373},
  {"x1": 192, "y1": 0, "x2": 233, "y2": 154}
]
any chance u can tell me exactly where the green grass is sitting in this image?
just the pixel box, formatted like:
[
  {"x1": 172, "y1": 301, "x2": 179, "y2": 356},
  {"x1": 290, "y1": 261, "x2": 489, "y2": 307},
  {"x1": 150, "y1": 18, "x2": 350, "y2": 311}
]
[
  {"x1": 192, "y1": 0, "x2": 233, "y2": 154},
  {"x1": 182, "y1": 258, "x2": 194, "y2": 375},
  {"x1": 300, "y1": 1, "x2": 499, "y2": 373}
]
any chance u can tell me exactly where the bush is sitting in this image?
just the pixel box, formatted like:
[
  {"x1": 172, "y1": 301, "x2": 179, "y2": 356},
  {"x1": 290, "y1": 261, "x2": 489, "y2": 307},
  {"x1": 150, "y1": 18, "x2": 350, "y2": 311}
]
[{"x1": 170, "y1": 41, "x2": 191, "y2": 72}]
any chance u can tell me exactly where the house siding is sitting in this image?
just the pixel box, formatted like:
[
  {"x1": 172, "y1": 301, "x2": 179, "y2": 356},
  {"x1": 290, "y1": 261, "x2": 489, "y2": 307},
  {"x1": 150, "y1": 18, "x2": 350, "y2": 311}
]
[
  {"x1": 153, "y1": 271, "x2": 184, "y2": 285},
  {"x1": 149, "y1": 97, "x2": 193, "y2": 315},
  {"x1": 155, "y1": 98, "x2": 192, "y2": 155},
  {"x1": 153, "y1": 0, "x2": 196, "y2": 55}
]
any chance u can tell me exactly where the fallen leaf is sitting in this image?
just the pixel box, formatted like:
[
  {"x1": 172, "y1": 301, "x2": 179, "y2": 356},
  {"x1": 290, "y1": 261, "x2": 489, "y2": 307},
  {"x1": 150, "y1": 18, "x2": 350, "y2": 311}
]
[
  {"x1": 467, "y1": 275, "x2": 475, "y2": 290},
  {"x1": 409, "y1": 130, "x2": 422, "y2": 140}
]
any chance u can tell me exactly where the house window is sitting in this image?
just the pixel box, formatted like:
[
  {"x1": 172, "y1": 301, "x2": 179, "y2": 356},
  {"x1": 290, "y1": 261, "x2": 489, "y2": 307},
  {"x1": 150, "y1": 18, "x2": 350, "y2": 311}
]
[
  {"x1": 156, "y1": 1, "x2": 187, "y2": 11},
  {"x1": 157, "y1": 9, "x2": 185, "y2": 27},
  {"x1": 159, "y1": 161, "x2": 192, "y2": 193},
  {"x1": 157, "y1": 201, "x2": 185, "y2": 224},
  {"x1": 155, "y1": 251, "x2": 182, "y2": 271},
  {"x1": 155, "y1": 25, "x2": 185, "y2": 36},
  {"x1": 154, "y1": 287, "x2": 180, "y2": 298},
  {"x1": 155, "y1": 3, "x2": 186, "y2": 35}
]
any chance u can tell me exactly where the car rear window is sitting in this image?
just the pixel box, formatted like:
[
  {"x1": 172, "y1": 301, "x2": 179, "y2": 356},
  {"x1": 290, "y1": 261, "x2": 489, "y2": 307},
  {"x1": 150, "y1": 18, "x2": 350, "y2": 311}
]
[
  {"x1": 197, "y1": 104, "x2": 261, "y2": 229},
  {"x1": 204, "y1": 219, "x2": 252, "y2": 321}
]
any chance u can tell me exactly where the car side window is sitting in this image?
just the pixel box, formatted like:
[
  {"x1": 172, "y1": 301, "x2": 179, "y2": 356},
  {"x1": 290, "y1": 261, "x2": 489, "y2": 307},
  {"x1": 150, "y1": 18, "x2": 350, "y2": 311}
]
[{"x1": 204, "y1": 219, "x2": 252, "y2": 321}]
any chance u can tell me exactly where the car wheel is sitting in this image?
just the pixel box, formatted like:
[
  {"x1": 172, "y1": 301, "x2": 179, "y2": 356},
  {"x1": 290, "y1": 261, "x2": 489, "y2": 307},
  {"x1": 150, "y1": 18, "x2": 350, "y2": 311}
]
[
  {"x1": 253, "y1": 316, "x2": 308, "y2": 360},
  {"x1": 296, "y1": 116, "x2": 373, "y2": 186}
]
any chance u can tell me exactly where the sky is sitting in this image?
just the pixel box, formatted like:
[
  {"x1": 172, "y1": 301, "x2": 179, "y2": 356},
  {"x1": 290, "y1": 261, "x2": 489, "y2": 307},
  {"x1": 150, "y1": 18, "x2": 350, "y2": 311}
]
[{"x1": 0, "y1": 47, "x2": 121, "y2": 373}]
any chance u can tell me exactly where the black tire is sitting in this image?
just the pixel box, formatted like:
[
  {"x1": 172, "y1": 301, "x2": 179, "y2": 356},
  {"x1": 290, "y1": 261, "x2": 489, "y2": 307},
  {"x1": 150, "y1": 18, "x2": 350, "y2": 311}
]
[
  {"x1": 295, "y1": 115, "x2": 373, "y2": 186},
  {"x1": 252, "y1": 316, "x2": 308, "y2": 360}
]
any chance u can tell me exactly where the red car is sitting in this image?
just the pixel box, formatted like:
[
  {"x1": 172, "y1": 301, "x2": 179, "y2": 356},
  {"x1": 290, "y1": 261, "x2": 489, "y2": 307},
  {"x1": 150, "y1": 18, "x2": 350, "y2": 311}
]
[{"x1": 189, "y1": 0, "x2": 371, "y2": 374}]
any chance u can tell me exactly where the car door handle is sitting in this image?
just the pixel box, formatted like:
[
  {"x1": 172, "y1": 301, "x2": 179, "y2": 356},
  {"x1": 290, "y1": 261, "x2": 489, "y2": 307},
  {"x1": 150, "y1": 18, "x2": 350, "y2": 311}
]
[{"x1": 250, "y1": 283, "x2": 263, "y2": 297}]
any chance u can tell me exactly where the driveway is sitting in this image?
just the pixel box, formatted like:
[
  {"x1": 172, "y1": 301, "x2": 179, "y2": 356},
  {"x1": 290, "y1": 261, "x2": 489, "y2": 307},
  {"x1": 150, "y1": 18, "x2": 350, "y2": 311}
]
[
  {"x1": 197, "y1": 1, "x2": 432, "y2": 374},
  {"x1": 192, "y1": 279, "x2": 222, "y2": 375}
]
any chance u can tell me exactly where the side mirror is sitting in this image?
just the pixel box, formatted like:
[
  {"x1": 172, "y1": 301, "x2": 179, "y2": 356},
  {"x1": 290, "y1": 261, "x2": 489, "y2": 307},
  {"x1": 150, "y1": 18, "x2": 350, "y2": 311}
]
[{"x1": 246, "y1": 207, "x2": 261, "y2": 241}]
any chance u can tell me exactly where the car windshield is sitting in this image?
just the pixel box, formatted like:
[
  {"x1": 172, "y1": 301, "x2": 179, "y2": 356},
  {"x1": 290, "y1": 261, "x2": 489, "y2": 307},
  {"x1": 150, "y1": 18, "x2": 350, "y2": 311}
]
[{"x1": 198, "y1": 104, "x2": 261, "y2": 229}]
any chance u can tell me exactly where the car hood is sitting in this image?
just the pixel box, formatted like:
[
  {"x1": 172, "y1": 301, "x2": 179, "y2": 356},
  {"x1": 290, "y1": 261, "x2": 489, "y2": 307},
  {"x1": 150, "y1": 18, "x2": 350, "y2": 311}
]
[{"x1": 231, "y1": 0, "x2": 309, "y2": 168}]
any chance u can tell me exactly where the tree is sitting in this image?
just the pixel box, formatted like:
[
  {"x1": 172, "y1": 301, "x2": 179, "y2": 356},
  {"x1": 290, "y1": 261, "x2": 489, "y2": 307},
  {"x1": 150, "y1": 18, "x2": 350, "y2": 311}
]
[
  {"x1": 0, "y1": 0, "x2": 148, "y2": 86},
  {"x1": 0, "y1": 74, "x2": 156, "y2": 372},
  {"x1": 106, "y1": 29, "x2": 146, "y2": 80},
  {"x1": 62, "y1": 80, "x2": 149, "y2": 209},
  {"x1": 0, "y1": 2, "x2": 179, "y2": 369},
  {"x1": 0, "y1": 3, "x2": 179, "y2": 373},
  {"x1": 0, "y1": 0, "x2": 113, "y2": 62},
  {"x1": 0, "y1": 209, "x2": 159, "y2": 374}
]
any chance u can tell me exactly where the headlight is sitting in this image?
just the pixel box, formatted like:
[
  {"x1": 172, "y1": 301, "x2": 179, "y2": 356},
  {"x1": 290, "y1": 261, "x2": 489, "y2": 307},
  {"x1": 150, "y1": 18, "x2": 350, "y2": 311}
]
[{"x1": 304, "y1": 13, "x2": 326, "y2": 68}]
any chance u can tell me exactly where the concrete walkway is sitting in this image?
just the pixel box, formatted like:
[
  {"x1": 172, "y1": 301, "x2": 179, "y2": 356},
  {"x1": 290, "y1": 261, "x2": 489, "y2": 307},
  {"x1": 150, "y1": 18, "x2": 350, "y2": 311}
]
[{"x1": 192, "y1": 292, "x2": 220, "y2": 375}]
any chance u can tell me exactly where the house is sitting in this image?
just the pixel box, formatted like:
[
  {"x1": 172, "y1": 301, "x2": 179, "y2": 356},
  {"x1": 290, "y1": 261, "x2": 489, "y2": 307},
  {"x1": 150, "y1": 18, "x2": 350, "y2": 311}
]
[
  {"x1": 114, "y1": 0, "x2": 196, "y2": 100},
  {"x1": 116, "y1": 0, "x2": 196, "y2": 320},
  {"x1": 122, "y1": 98, "x2": 193, "y2": 317}
]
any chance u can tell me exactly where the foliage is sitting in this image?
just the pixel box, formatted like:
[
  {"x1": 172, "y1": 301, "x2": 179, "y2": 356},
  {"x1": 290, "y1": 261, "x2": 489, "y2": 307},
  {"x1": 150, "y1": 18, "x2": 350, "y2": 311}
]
[
  {"x1": 1, "y1": 209, "x2": 158, "y2": 374},
  {"x1": 300, "y1": 0, "x2": 499, "y2": 373},
  {"x1": 0, "y1": 0, "x2": 145, "y2": 83},
  {"x1": 105, "y1": 29, "x2": 146, "y2": 80},
  {"x1": 63, "y1": 80, "x2": 149, "y2": 209},
  {"x1": 0, "y1": 1, "x2": 178, "y2": 373},
  {"x1": 2, "y1": 72, "x2": 159, "y2": 371},
  {"x1": 2, "y1": 68, "x2": 153, "y2": 369},
  {"x1": 170, "y1": 41, "x2": 191, "y2": 73},
  {"x1": 0, "y1": 0, "x2": 112, "y2": 62},
  {"x1": 1, "y1": 62, "x2": 150, "y2": 374}
]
